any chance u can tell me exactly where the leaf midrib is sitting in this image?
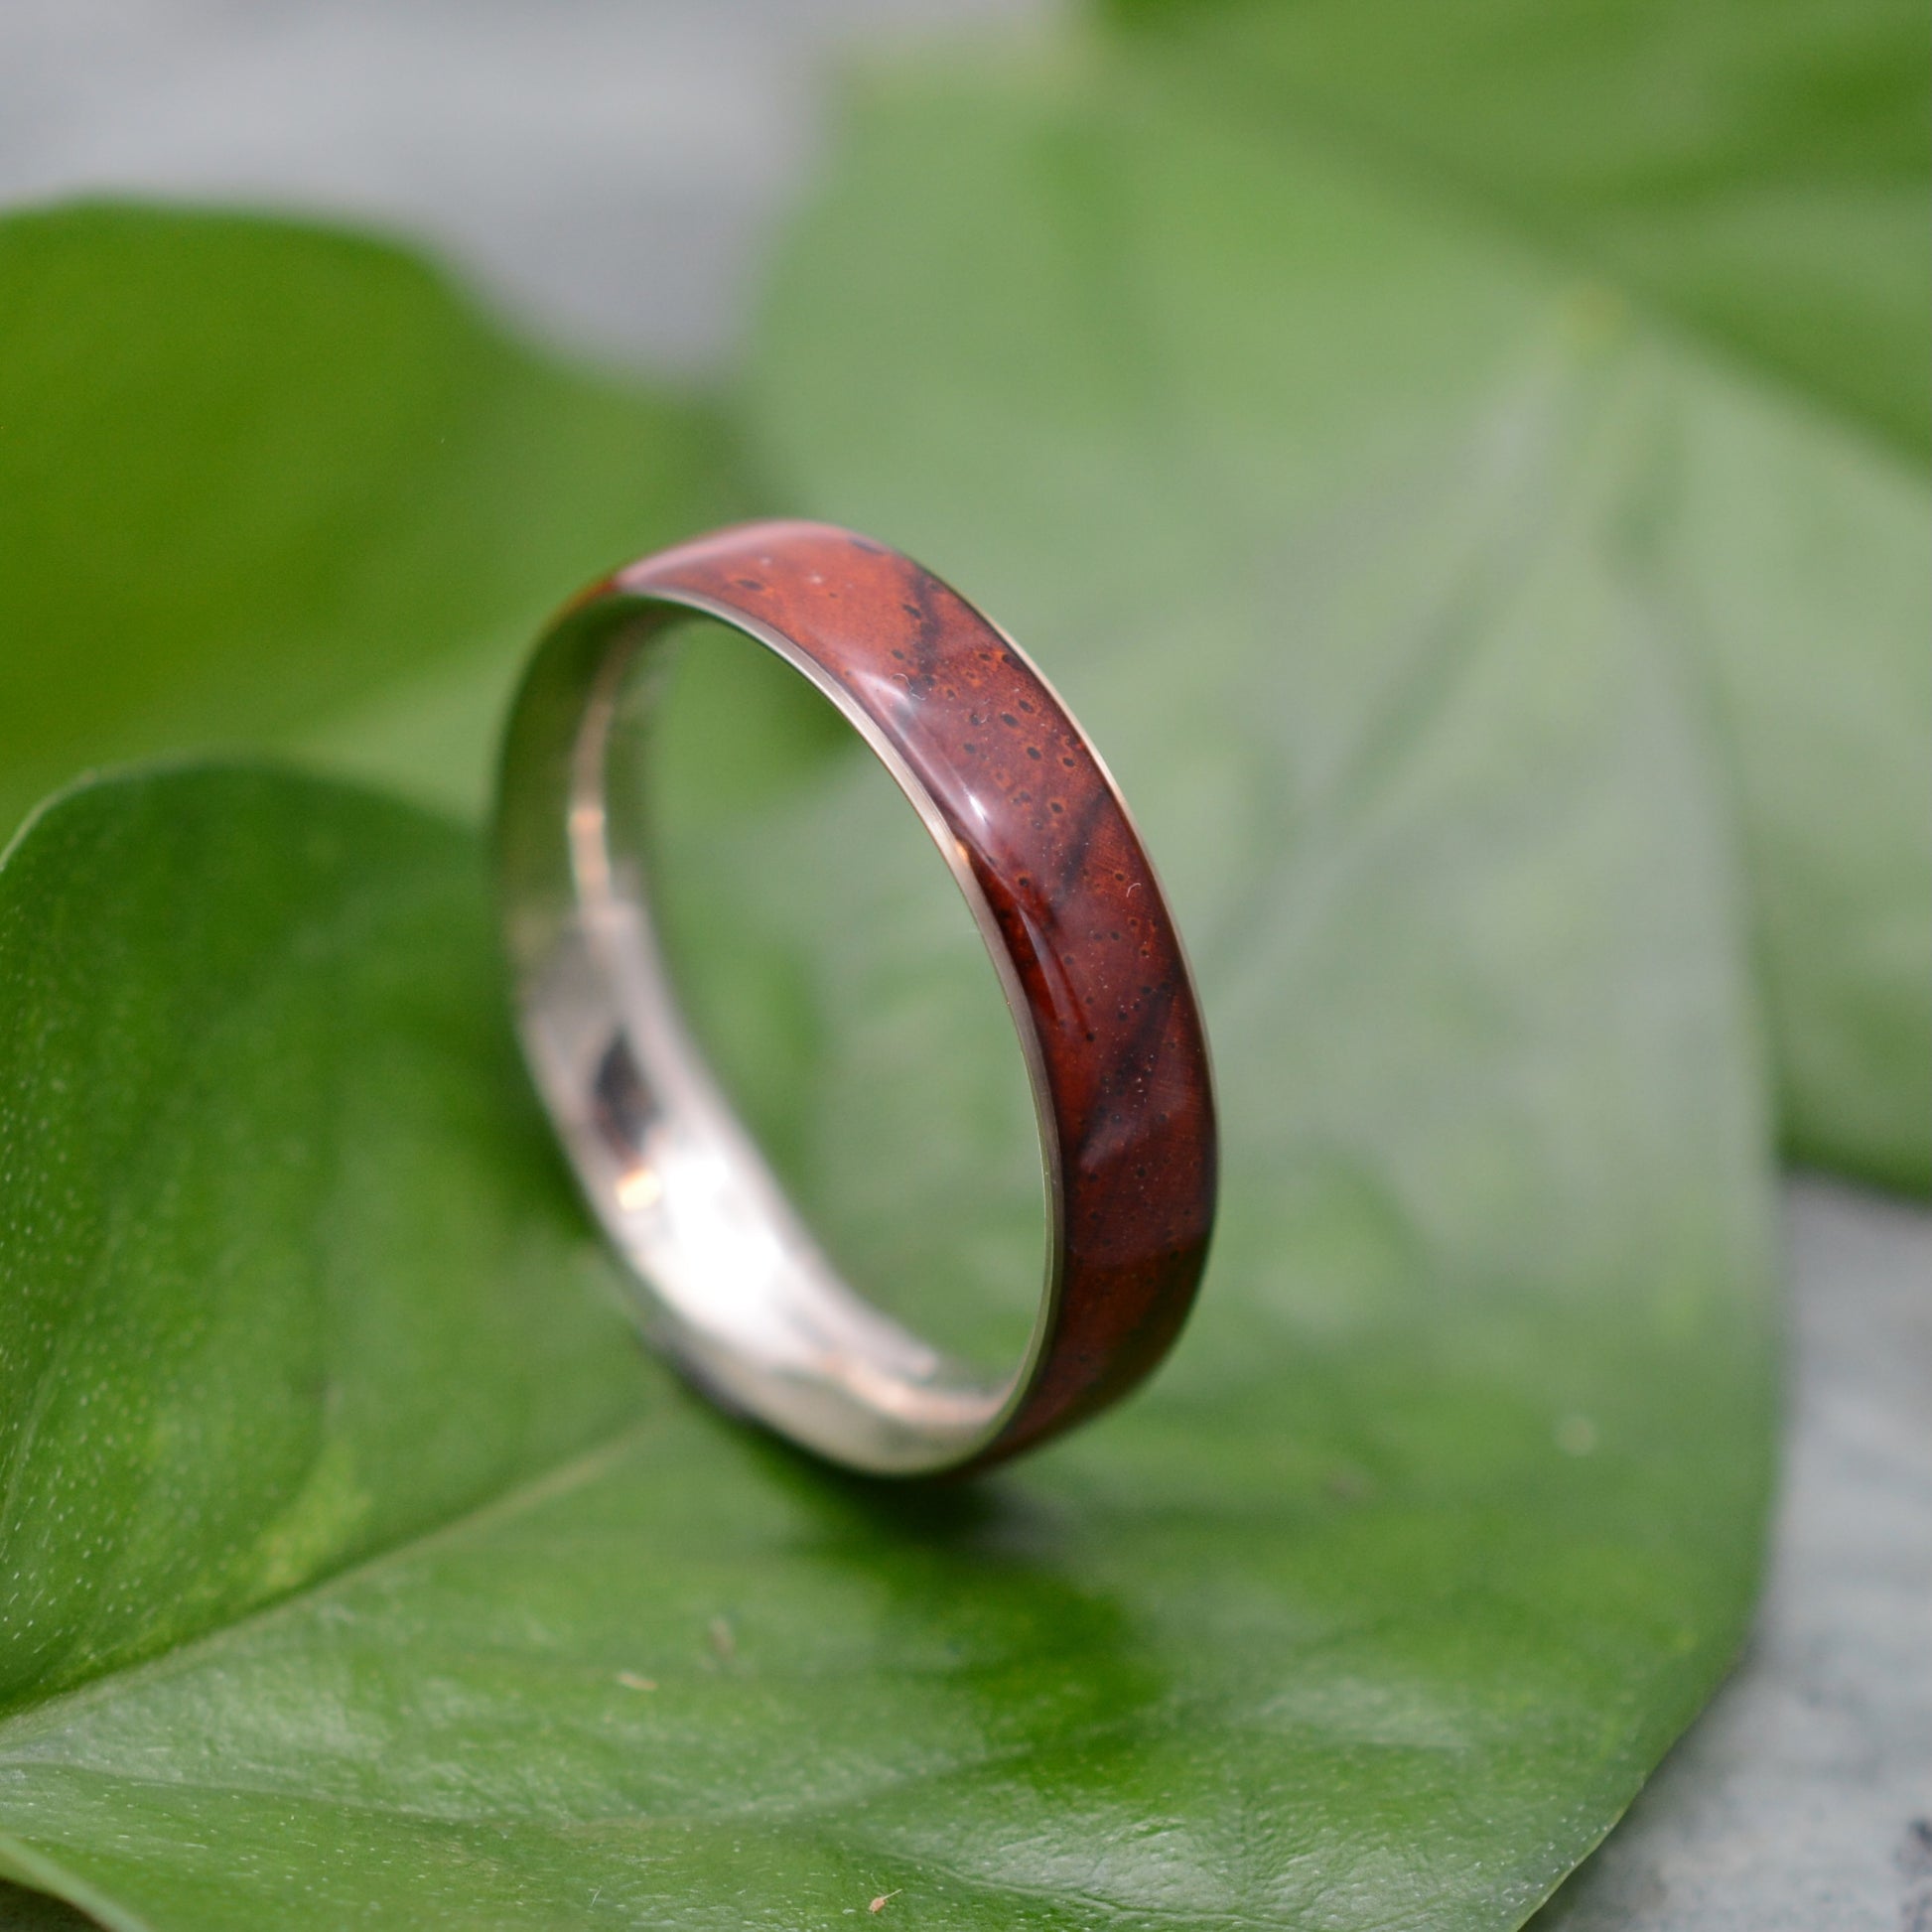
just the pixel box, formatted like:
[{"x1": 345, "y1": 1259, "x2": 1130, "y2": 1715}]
[
  {"x1": 1128, "y1": 31, "x2": 1924, "y2": 473},
  {"x1": 0, "y1": 775, "x2": 653, "y2": 1730},
  {"x1": 0, "y1": 1420, "x2": 658, "y2": 1756}
]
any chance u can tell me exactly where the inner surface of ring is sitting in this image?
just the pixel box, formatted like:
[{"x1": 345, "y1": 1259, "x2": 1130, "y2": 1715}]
[{"x1": 530, "y1": 606, "x2": 1036, "y2": 1467}]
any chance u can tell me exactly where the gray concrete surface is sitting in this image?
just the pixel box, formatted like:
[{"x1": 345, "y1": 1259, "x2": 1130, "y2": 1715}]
[
  {"x1": 1, "y1": 6, "x2": 1926, "y2": 1927},
  {"x1": 1534, "y1": 1181, "x2": 1932, "y2": 1932},
  {"x1": 0, "y1": 0, "x2": 1052, "y2": 373}
]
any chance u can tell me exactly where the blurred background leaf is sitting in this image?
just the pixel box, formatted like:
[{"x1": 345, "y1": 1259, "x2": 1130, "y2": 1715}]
[
  {"x1": 0, "y1": 202, "x2": 744, "y2": 833},
  {"x1": 1107, "y1": 0, "x2": 1932, "y2": 459},
  {"x1": 1096, "y1": 0, "x2": 1932, "y2": 1188}
]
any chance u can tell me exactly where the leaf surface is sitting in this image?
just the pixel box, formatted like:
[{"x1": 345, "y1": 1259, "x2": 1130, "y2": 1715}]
[
  {"x1": 0, "y1": 149, "x2": 1776, "y2": 1911},
  {"x1": 1108, "y1": 0, "x2": 1932, "y2": 459},
  {"x1": 737, "y1": 52, "x2": 1806, "y2": 1921},
  {"x1": 1097, "y1": 0, "x2": 1932, "y2": 1186},
  {"x1": 0, "y1": 202, "x2": 741, "y2": 834}
]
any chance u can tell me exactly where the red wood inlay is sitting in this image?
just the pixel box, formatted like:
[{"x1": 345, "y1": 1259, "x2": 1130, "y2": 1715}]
[{"x1": 616, "y1": 521, "x2": 1216, "y2": 1468}]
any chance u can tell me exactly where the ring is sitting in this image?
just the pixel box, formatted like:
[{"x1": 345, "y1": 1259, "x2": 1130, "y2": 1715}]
[{"x1": 495, "y1": 520, "x2": 1216, "y2": 1475}]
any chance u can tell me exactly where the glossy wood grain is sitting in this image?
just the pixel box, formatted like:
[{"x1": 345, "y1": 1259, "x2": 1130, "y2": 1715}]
[{"x1": 616, "y1": 521, "x2": 1215, "y2": 1467}]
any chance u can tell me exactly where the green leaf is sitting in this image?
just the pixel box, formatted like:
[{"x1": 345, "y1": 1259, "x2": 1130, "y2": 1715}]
[
  {"x1": 739, "y1": 54, "x2": 1790, "y2": 1921},
  {"x1": 0, "y1": 768, "x2": 652, "y2": 1716},
  {"x1": 0, "y1": 138, "x2": 1774, "y2": 1922},
  {"x1": 1095, "y1": 0, "x2": 1932, "y2": 1189},
  {"x1": 1107, "y1": 0, "x2": 1932, "y2": 462},
  {"x1": 0, "y1": 202, "x2": 743, "y2": 833}
]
